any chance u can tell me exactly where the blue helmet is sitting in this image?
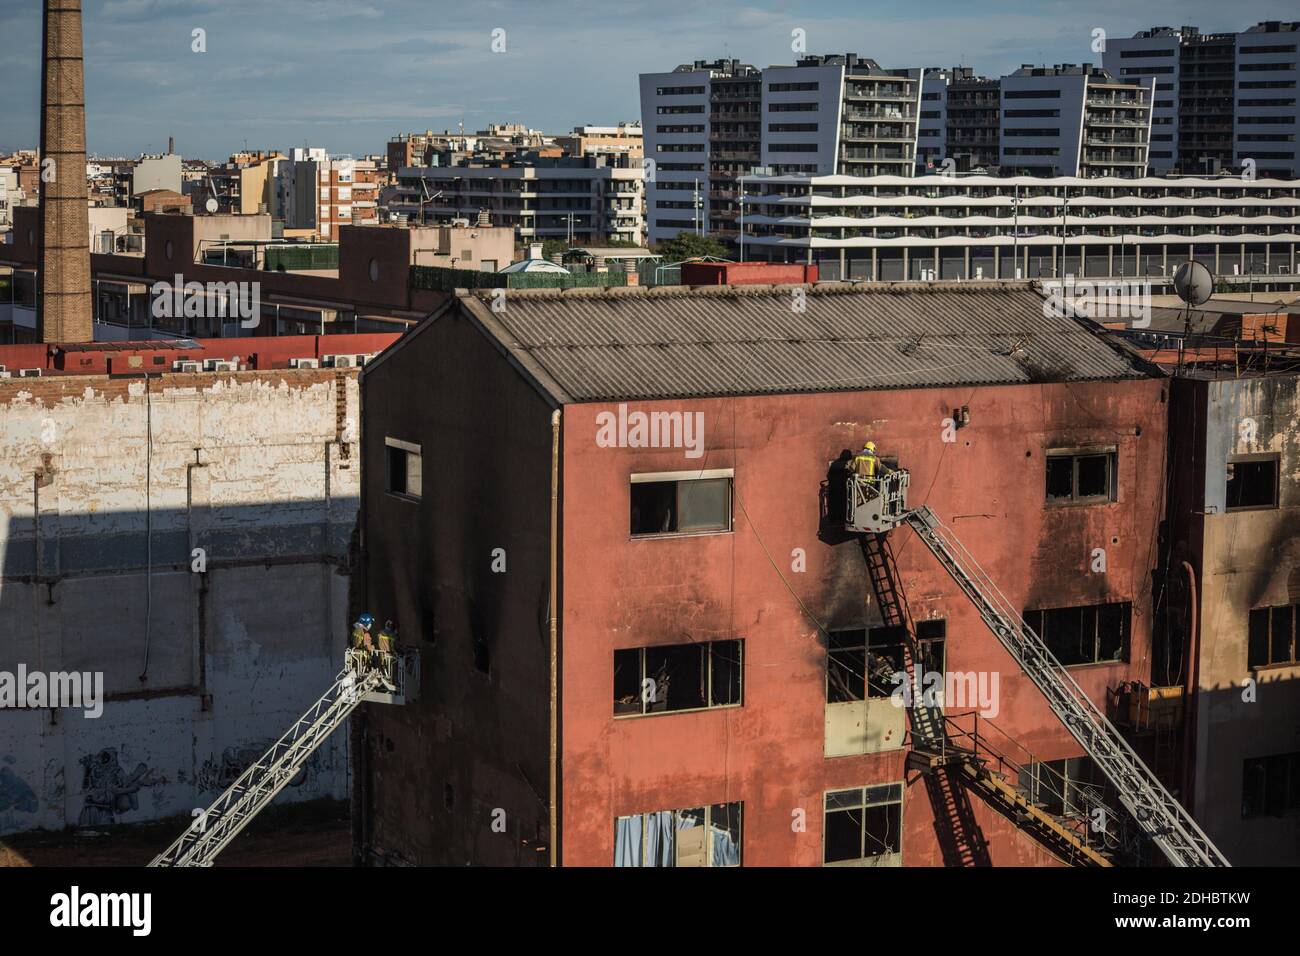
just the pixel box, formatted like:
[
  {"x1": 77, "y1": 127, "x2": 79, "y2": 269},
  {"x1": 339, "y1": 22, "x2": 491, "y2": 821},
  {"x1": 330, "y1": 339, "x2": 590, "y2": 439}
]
[{"x1": 358, "y1": 613, "x2": 375, "y2": 629}]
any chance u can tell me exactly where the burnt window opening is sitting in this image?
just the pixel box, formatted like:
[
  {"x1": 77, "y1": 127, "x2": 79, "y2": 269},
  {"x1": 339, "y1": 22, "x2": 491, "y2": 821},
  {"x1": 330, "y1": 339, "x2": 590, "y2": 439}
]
[
  {"x1": 1242, "y1": 752, "x2": 1300, "y2": 819},
  {"x1": 630, "y1": 475, "x2": 731, "y2": 536},
  {"x1": 1045, "y1": 448, "x2": 1116, "y2": 504},
  {"x1": 823, "y1": 783, "x2": 903, "y2": 865},
  {"x1": 917, "y1": 619, "x2": 946, "y2": 676},
  {"x1": 385, "y1": 438, "x2": 422, "y2": 500},
  {"x1": 613, "y1": 801, "x2": 742, "y2": 866},
  {"x1": 1023, "y1": 602, "x2": 1130, "y2": 666},
  {"x1": 1248, "y1": 605, "x2": 1298, "y2": 668},
  {"x1": 826, "y1": 626, "x2": 906, "y2": 701},
  {"x1": 613, "y1": 639, "x2": 743, "y2": 716},
  {"x1": 1226, "y1": 455, "x2": 1279, "y2": 511},
  {"x1": 443, "y1": 783, "x2": 455, "y2": 810}
]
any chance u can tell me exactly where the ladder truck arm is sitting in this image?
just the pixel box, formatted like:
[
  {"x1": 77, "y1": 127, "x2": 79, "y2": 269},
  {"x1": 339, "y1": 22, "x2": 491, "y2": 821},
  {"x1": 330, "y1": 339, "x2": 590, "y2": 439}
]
[
  {"x1": 901, "y1": 505, "x2": 1229, "y2": 868},
  {"x1": 149, "y1": 648, "x2": 410, "y2": 868}
]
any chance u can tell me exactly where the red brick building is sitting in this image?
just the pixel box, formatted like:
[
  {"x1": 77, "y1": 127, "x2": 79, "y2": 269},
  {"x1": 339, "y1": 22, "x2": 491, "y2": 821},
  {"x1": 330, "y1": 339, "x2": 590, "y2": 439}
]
[{"x1": 355, "y1": 282, "x2": 1185, "y2": 866}]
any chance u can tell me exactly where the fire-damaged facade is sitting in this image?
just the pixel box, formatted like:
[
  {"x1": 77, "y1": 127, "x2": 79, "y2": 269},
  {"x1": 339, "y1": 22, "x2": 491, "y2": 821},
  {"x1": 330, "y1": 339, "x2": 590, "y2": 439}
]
[
  {"x1": 354, "y1": 281, "x2": 1236, "y2": 867},
  {"x1": 1163, "y1": 367, "x2": 1300, "y2": 865}
]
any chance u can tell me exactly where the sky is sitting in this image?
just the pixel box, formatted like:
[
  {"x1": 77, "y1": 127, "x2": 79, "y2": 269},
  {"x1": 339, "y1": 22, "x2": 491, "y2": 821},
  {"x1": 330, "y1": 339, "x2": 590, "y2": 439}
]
[{"x1": 0, "y1": 0, "x2": 1293, "y2": 160}]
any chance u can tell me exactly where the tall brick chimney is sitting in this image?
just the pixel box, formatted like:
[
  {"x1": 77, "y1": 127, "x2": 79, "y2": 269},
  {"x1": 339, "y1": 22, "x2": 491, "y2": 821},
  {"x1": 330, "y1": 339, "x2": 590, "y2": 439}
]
[{"x1": 38, "y1": 0, "x2": 93, "y2": 343}]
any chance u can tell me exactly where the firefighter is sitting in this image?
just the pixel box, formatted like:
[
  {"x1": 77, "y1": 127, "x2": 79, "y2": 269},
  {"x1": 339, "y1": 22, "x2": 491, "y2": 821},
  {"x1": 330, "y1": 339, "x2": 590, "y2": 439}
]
[
  {"x1": 377, "y1": 619, "x2": 397, "y2": 677},
  {"x1": 351, "y1": 613, "x2": 375, "y2": 669},
  {"x1": 852, "y1": 442, "x2": 881, "y2": 482}
]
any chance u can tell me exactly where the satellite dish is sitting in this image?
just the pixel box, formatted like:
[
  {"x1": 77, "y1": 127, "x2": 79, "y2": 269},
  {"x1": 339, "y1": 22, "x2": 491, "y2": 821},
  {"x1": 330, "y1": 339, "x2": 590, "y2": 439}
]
[
  {"x1": 204, "y1": 196, "x2": 219, "y2": 214},
  {"x1": 1173, "y1": 260, "x2": 1213, "y2": 307}
]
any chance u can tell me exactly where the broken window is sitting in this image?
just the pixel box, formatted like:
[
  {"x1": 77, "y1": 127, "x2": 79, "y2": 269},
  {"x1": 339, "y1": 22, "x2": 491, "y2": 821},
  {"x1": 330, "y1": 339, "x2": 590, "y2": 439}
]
[
  {"x1": 1019, "y1": 756, "x2": 1114, "y2": 817},
  {"x1": 630, "y1": 475, "x2": 731, "y2": 536},
  {"x1": 1044, "y1": 448, "x2": 1116, "y2": 504},
  {"x1": 1226, "y1": 455, "x2": 1279, "y2": 511},
  {"x1": 385, "y1": 438, "x2": 422, "y2": 500},
  {"x1": 1242, "y1": 752, "x2": 1300, "y2": 819},
  {"x1": 613, "y1": 639, "x2": 743, "y2": 716},
  {"x1": 1024, "y1": 602, "x2": 1130, "y2": 666},
  {"x1": 826, "y1": 626, "x2": 906, "y2": 702},
  {"x1": 823, "y1": 783, "x2": 903, "y2": 864},
  {"x1": 1248, "y1": 605, "x2": 1298, "y2": 669},
  {"x1": 614, "y1": 801, "x2": 742, "y2": 866},
  {"x1": 826, "y1": 629, "x2": 866, "y2": 703},
  {"x1": 917, "y1": 620, "x2": 946, "y2": 676}
]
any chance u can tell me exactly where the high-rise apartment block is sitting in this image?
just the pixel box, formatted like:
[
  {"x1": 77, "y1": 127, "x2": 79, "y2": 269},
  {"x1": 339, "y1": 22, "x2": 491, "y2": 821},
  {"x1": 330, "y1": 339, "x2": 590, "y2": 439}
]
[
  {"x1": 640, "y1": 55, "x2": 921, "y2": 246},
  {"x1": 1104, "y1": 21, "x2": 1300, "y2": 177}
]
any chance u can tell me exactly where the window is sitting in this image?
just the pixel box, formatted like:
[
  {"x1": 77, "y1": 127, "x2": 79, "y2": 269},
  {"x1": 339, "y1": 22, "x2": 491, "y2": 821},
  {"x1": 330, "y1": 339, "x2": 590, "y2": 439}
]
[
  {"x1": 1024, "y1": 602, "x2": 1129, "y2": 666},
  {"x1": 824, "y1": 783, "x2": 903, "y2": 864},
  {"x1": 385, "y1": 437, "x2": 422, "y2": 500},
  {"x1": 614, "y1": 640, "x2": 742, "y2": 716},
  {"x1": 630, "y1": 473, "x2": 731, "y2": 536},
  {"x1": 826, "y1": 626, "x2": 906, "y2": 702},
  {"x1": 1045, "y1": 447, "x2": 1116, "y2": 504},
  {"x1": 1226, "y1": 455, "x2": 1278, "y2": 511},
  {"x1": 615, "y1": 802, "x2": 742, "y2": 866},
  {"x1": 1242, "y1": 752, "x2": 1300, "y2": 818},
  {"x1": 1249, "y1": 605, "x2": 1298, "y2": 668}
]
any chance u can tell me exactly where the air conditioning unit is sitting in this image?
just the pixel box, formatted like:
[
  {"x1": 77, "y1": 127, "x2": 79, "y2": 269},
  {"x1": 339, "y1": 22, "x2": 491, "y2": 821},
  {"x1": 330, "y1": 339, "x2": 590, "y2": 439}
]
[
  {"x1": 323, "y1": 354, "x2": 356, "y2": 368},
  {"x1": 356, "y1": 353, "x2": 374, "y2": 366},
  {"x1": 18, "y1": 368, "x2": 42, "y2": 378},
  {"x1": 202, "y1": 359, "x2": 236, "y2": 372},
  {"x1": 172, "y1": 360, "x2": 201, "y2": 373},
  {"x1": 289, "y1": 357, "x2": 320, "y2": 369},
  {"x1": 0, "y1": 365, "x2": 6, "y2": 373}
]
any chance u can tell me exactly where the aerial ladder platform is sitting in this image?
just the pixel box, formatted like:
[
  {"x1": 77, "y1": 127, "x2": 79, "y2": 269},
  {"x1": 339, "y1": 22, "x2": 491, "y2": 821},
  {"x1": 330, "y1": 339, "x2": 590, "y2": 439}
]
[
  {"x1": 150, "y1": 647, "x2": 415, "y2": 868},
  {"x1": 846, "y1": 468, "x2": 1229, "y2": 868}
]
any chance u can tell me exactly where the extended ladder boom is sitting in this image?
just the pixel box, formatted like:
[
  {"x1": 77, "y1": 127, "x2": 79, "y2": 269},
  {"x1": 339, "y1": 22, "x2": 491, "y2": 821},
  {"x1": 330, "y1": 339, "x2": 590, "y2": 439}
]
[
  {"x1": 150, "y1": 650, "x2": 399, "y2": 867},
  {"x1": 903, "y1": 506, "x2": 1229, "y2": 868}
]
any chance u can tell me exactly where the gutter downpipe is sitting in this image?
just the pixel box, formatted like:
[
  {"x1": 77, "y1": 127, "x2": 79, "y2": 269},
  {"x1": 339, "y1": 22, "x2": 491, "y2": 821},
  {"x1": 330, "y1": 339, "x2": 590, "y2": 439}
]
[{"x1": 548, "y1": 408, "x2": 561, "y2": 867}]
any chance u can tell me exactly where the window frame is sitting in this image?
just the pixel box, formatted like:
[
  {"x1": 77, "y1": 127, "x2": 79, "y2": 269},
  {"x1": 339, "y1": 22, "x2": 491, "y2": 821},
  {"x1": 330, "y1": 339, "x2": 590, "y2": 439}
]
[
  {"x1": 823, "y1": 783, "x2": 904, "y2": 865},
  {"x1": 1248, "y1": 604, "x2": 1299, "y2": 669},
  {"x1": 629, "y1": 469, "x2": 734, "y2": 538},
  {"x1": 1044, "y1": 446, "x2": 1118, "y2": 506},
  {"x1": 1242, "y1": 752, "x2": 1300, "y2": 819},
  {"x1": 613, "y1": 801, "x2": 743, "y2": 867},
  {"x1": 384, "y1": 436, "x2": 422, "y2": 502},
  {"x1": 613, "y1": 639, "x2": 744, "y2": 718},
  {"x1": 1023, "y1": 601, "x2": 1130, "y2": 667},
  {"x1": 1225, "y1": 453, "x2": 1280, "y2": 512}
]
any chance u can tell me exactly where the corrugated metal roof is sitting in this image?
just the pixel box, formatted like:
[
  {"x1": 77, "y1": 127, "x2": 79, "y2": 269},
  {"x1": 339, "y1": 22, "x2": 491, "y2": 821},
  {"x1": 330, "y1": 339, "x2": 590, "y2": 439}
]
[{"x1": 458, "y1": 282, "x2": 1153, "y2": 403}]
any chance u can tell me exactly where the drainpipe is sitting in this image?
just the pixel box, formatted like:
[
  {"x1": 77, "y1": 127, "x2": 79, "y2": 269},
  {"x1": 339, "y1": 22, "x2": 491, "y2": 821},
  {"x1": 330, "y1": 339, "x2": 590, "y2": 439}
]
[
  {"x1": 548, "y1": 408, "x2": 561, "y2": 867},
  {"x1": 1180, "y1": 560, "x2": 1199, "y2": 811}
]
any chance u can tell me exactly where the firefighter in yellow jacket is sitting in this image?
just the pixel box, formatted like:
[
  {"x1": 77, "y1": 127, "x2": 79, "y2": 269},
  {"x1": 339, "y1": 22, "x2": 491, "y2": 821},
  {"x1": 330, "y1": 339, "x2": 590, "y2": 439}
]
[{"x1": 852, "y1": 442, "x2": 881, "y2": 482}]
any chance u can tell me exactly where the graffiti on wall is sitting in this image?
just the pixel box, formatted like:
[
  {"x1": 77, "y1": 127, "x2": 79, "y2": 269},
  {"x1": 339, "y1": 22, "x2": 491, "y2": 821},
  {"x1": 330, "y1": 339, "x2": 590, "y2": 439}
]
[
  {"x1": 195, "y1": 742, "x2": 322, "y2": 795},
  {"x1": 78, "y1": 748, "x2": 160, "y2": 826},
  {"x1": 0, "y1": 756, "x2": 37, "y2": 814}
]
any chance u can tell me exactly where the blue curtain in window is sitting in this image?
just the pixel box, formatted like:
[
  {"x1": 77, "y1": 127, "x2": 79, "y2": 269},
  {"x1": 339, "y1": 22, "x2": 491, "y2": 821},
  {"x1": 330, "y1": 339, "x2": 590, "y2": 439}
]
[
  {"x1": 614, "y1": 815, "x2": 642, "y2": 867},
  {"x1": 711, "y1": 825, "x2": 739, "y2": 866},
  {"x1": 645, "y1": 810, "x2": 675, "y2": 866}
]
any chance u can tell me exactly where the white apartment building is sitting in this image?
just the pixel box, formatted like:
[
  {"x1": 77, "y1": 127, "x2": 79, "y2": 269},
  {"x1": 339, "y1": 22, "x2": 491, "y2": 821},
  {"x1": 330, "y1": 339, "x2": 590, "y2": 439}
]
[
  {"x1": 640, "y1": 54, "x2": 921, "y2": 246},
  {"x1": 741, "y1": 173, "x2": 1300, "y2": 286},
  {"x1": 999, "y1": 65, "x2": 1154, "y2": 178}
]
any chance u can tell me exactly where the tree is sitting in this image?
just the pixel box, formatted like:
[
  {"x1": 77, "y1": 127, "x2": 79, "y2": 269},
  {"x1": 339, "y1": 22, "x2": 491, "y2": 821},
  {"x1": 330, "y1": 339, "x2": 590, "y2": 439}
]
[{"x1": 654, "y1": 231, "x2": 730, "y2": 263}]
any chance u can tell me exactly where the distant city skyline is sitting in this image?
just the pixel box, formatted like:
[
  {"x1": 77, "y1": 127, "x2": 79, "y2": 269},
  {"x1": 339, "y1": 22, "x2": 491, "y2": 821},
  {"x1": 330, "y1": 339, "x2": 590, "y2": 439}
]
[{"x1": 0, "y1": 0, "x2": 1293, "y2": 160}]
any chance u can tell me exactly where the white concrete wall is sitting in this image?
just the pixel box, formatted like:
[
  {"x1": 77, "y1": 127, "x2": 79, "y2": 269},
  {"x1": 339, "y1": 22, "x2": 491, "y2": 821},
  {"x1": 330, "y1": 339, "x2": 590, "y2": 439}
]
[{"x1": 0, "y1": 370, "x2": 359, "y2": 834}]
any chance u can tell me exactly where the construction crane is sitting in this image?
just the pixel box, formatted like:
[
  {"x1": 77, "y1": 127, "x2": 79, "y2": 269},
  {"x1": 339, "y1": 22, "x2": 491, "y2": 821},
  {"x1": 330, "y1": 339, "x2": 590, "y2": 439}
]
[
  {"x1": 149, "y1": 647, "x2": 415, "y2": 868},
  {"x1": 845, "y1": 468, "x2": 1230, "y2": 868}
]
